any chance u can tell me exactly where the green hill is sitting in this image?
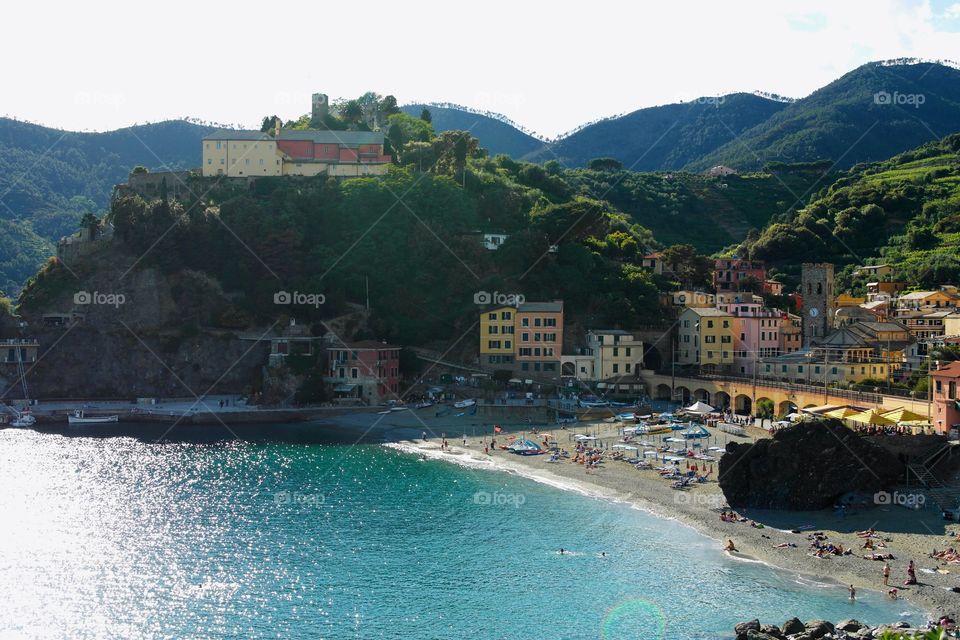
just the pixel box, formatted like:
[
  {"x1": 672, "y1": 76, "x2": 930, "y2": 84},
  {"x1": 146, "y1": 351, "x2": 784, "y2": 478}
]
[
  {"x1": 690, "y1": 61, "x2": 960, "y2": 171},
  {"x1": 527, "y1": 93, "x2": 788, "y2": 170},
  {"x1": 741, "y1": 133, "x2": 960, "y2": 288},
  {"x1": 559, "y1": 164, "x2": 826, "y2": 253},
  {"x1": 400, "y1": 104, "x2": 544, "y2": 158},
  {"x1": 0, "y1": 118, "x2": 215, "y2": 292}
]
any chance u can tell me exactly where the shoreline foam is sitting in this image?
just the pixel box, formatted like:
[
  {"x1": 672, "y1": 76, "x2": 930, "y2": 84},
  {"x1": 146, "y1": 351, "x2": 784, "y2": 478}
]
[{"x1": 385, "y1": 432, "x2": 951, "y2": 622}]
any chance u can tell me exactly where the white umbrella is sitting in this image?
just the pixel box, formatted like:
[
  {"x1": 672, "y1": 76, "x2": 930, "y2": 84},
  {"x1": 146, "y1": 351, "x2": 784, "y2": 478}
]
[{"x1": 683, "y1": 401, "x2": 716, "y2": 414}]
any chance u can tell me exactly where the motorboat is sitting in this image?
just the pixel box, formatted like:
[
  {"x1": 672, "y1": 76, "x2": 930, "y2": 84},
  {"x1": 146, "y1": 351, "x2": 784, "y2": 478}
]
[
  {"x1": 453, "y1": 399, "x2": 476, "y2": 409},
  {"x1": 68, "y1": 410, "x2": 119, "y2": 425}
]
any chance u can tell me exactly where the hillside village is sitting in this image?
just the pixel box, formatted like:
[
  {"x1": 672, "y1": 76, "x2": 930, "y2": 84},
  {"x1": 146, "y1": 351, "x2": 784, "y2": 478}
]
[{"x1": 0, "y1": 91, "x2": 958, "y2": 440}]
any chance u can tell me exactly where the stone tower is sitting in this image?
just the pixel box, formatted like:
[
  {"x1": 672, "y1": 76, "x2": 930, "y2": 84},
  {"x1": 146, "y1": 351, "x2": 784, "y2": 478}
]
[
  {"x1": 801, "y1": 262, "x2": 835, "y2": 346},
  {"x1": 311, "y1": 93, "x2": 329, "y2": 123}
]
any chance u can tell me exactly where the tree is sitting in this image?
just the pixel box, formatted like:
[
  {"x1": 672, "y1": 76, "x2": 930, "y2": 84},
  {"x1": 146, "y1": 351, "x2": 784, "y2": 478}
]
[
  {"x1": 420, "y1": 108, "x2": 432, "y2": 123},
  {"x1": 130, "y1": 165, "x2": 148, "y2": 176},
  {"x1": 661, "y1": 244, "x2": 712, "y2": 289},
  {"x1": 340, "y1": 100, "x2": 364, "y2": 125},
  {"x1": 756, "y1": 398, "x2": 775, "y2": 419},
  {"x1": 79, "y1": 212, "x2": 100, "y2": 238},
  {"x1": 588, "y1": 157, "x2": 623, "y2": 172},
  {"x1": 379, "y1": 95, "x2": 399, "y2": 117},
  {"x1": 260, "y1": 115, "x2": 281, "y2": 134}
]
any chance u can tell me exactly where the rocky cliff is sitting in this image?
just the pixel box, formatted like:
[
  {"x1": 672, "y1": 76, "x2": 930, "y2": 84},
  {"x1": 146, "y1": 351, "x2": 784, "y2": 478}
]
[{"x1": 718, "y1": 420, "x2": 904, "y2": 510}]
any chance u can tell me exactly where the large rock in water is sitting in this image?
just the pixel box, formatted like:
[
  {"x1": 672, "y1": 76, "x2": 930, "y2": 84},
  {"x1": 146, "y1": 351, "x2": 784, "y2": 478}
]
[{"x1": 718, "y1": 420, "x2": 904, "y2": 510}]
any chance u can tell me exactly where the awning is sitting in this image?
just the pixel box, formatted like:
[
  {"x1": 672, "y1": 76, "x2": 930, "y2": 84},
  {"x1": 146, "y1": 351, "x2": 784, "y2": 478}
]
[{"x1": 334, "y1": 384, "x2": 358, "y2": 392}]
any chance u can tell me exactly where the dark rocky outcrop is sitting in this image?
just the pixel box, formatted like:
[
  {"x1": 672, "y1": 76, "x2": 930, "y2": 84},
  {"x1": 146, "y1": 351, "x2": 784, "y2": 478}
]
[
  {"x1": 781, "y1": 618, "x2": 805, "y2": 635},
  {"x1": 719, "y1": 420, "x2": 904, "y2": 510}
]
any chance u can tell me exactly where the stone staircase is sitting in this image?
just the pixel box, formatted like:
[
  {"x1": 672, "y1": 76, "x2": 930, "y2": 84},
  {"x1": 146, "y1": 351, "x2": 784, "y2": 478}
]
[{"x1": 908, "y1": 462, "x2": 960, "y2": 515}]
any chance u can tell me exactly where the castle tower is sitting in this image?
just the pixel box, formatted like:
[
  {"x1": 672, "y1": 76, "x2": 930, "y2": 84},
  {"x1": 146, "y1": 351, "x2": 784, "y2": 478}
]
[
  {"x1": 311, "y1": 93, "x2": 329, "y2": 123},
  {"x1": 801, "y1": 262, "x2": 835, "y2": 346}
]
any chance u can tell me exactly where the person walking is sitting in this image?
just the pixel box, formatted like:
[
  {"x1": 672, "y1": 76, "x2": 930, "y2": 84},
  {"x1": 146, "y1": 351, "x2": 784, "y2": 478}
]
[{"x1": 883, "y1": 562, "x2": 891, "y2": 586}]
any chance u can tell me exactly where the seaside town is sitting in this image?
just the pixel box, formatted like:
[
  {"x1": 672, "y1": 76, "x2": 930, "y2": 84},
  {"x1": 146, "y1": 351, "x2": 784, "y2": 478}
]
[{"x1": 5, "y1": 3, "x2": 960, "y2": 637}]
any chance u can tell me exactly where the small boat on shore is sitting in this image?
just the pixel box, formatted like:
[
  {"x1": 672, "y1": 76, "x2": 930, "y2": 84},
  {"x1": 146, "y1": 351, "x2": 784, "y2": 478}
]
[
  {"x1": 453, "y1": 399, "x2": 476, "y2": 409},
  {"x1": 68, "y1": 410, "x2": 119, "y2": 425},
  {"x1": 10, "y1": 411, "x2": 36, "y2": 428}
]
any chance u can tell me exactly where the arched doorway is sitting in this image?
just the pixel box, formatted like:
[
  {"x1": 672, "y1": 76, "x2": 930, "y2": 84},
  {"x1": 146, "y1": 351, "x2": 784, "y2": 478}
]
[
  {"x1": 655, "y1": 384, "x2": 671, "y2": 400},
  {"x1": 561, "y1": 362, "x2": 575, "y2": 377},
  {"x1": 713, "y1": 391, "x2": 731, "y2": 410},
  {"x1": 734, "y1": 394, "x2": 752, "y2": 415},
  {"x1": 778, "y1": 400, "x2": 796, "y2": 416},
  {"x1": 694, "y1": 388, "x2": 711, "y2": 402},
  {"x1": 675, "y1": 386, "x2": 691, "y2": 405}
]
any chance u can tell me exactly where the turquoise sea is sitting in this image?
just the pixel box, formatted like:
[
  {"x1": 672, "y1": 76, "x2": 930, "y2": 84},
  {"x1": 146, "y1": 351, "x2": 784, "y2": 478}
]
[{"x1": 0, "y1": 428, "x2": 921, "y2": 639}]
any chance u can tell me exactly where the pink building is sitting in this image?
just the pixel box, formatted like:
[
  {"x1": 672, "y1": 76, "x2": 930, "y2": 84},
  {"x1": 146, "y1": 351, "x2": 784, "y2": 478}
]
[
  {"x1": 326, "y1": 340, "x2": 401, "y2": 404},
  {"x1": 932, "y1": 361, "x2": 960, "y2": 435},
  {"x1": 717, "y1": 301, "x2": 781, "y2": 375},
  {"x1": 714, "y1": 258, "x2": 766, "y2": 293}
]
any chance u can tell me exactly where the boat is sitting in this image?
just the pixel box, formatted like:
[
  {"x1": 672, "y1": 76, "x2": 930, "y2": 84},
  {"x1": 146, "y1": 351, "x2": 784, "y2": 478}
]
[
  {"x1": 615, "y1": 412, "x2": 637, "y2": 422},
  {"x1": 68, "y1": 410, "x2": 119, "y2": 425},
  {"x1": 679, "y1": 425, "x2": 711, "y2": 439},
  {"x1": 639, "y1": 424, "x2": 672, "y2": 435},
  {"x1": 10, "y1": 412, "x2": 36, "y2": 428},
  {"x1": 507, "y1": 437, "x2": 545, "y2": 456},
  {"x1": 453, "y1": 399, "x2": 476, "y2": 409},
  {"x1": 578, "y1": 399, "x2": 610, "y2": 408},
  {"x1": 555, "y1": 416, "x2": 578, "y2": 425}
]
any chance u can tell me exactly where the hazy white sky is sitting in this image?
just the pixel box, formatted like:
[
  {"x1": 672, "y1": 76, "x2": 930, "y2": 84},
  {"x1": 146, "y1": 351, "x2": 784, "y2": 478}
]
[{"x1": 3, "y1": 0, "x2": 960, "y2": 138}]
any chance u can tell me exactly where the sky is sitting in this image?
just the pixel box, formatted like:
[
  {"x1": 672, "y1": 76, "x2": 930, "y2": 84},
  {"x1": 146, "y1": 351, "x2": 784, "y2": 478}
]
[{"x1": 3, "y1": 0, "x2": 960, "y2": 138}]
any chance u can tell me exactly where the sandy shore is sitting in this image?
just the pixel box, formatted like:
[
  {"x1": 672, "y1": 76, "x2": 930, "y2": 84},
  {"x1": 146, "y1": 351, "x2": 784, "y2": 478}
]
[{"x1": 369, "y1": 412, "x2": 960, "y2": 621}]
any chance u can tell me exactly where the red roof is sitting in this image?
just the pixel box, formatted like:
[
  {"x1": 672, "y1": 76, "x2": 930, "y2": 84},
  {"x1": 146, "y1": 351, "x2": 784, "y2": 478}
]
[{"x1": 932, "y1": 361, "x2": 960, "y2": 378}]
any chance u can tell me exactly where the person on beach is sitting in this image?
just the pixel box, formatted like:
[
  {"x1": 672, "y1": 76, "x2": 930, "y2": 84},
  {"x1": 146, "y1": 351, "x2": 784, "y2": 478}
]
[
  {"x1": 882, "y1": 562, "x2": 891, "y2": 586},
  {"x1": 725, "y1": 539, "x2": 737, "y2": 552},
  {"x1": 462, "y1": 434, "x2": 467, "y2": 446},
  {"x1": 422, "y1": 431, "x2": 428, "y2": 441},
  {"x1": 905, "y1": 559, "x2": 917, "y2": 585},
  {"x1": 848, "y1": 584, "x2": 856, "y2": 600}
]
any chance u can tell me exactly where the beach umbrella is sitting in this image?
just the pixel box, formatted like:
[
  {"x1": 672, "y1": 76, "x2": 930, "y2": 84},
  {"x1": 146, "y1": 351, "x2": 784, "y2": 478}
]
[
  {"x1": 845, "y1": 409, "x2": 895, "y2": 426},
  {"x1": 824, "y1": 407, "x2": 859, "y2": 419},
  {"x1": 879, "y1": 407, "x2": 928, "y2": 423}
]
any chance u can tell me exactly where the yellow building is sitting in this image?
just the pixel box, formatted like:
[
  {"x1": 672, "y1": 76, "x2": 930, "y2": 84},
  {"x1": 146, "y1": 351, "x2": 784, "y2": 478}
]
[
  {"x1": 479, "y1": 306, "x2": 516, "y2": 367},
  {"x1": 836, "y1": 293, "x2": 866, "y2": 308},
  {"x1": 677, "y1": 307, "x2": 734, "y2": 368},
  {"x1": 945, "y1": 313, "x2": 960, "y2": 337},
  {"x1": 761, "y1": 355, "x2": 892, "y2": 385},
  {"x1": 202, "y1": 129, "x2": 391, "y2": 178}
]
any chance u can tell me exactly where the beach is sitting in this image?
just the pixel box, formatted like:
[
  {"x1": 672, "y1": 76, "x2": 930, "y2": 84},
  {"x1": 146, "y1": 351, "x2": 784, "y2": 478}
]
[{"x1": 370, "y1": 410, "x2": 960, "y2": 621}]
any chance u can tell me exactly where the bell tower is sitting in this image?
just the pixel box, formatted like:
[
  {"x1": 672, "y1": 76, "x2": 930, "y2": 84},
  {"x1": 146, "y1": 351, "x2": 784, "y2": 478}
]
[{"x1": 801, "y1": 262, "x2": 835, "y2": 346}]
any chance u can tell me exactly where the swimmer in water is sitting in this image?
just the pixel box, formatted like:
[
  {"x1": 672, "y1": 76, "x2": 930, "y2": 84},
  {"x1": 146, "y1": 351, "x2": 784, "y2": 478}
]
[
  {"x1": 559, "y1": 548, "x2": 565, "y2": 555},
  {"x1": 600, "y1": 552, "x2": 606, "y2": 558}
]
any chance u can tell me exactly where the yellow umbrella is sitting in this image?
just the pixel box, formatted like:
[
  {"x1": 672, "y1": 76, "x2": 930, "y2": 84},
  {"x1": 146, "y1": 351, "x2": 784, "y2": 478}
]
[
  {"x1": 846, "y1": 410, "x2": 896, "y2": 426},
  {"x1": 825, "y1": 407, "x2": 860, "y2": 419},
  {"x1": 879, "y1": 407, "x2": 928, "y2": 423}
]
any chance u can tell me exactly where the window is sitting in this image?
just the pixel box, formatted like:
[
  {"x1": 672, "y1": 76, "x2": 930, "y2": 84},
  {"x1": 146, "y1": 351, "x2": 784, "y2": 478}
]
[
  {"x1": 722, "y1": 320, "x2": 730, "y2": 328},
  {"x1": 534, "y1": 318, "x2": 542, "y2": 327},
  {"x1": 488, "y1": 313, "x2": 496, "y2": 320},
  {"x1": 522, "y1": 318, "x2": 529, "y2": 327},
  {"x1": 534, "y1": 333, "x2": 541, "y2": 342},
  {"x1": 522, "y1": 333, "x2": 529, "y2": 341},
  {"x1": 487, "y1": 340, "x2": 500, "y2": 349},
  {"x1": 613, "y1": 348, "x2": 619, "y2": 357},
  {"x1": 351, "y1": 368, "x2": 358, "y2": 379},
  {"x1": 721, "y1": 336, "x2": 731, "y2": 343},
  {"x1": 504, "y1": 341, "x2": 511, "y2": 349},
  {"x1": 950, "y1": 381, "x2": 957, "y2": 399},
  {"x1": 707, "y1": 320, "x2": 714, "y2": 329},
  {"x1": 704, "y1": 335, "x2": 716, "y2": 344},
  {"x1": 613, "y1": 364, "x2": 619, "y2": 373},
  {"x1": 625, "y1": 347, "x2": 631, "y2": 357},
  {"x1": 488, "y1": 326, "x2": 498, "y2": 334},
  {"x1": 216, "y1": 141, "x2": 222, "y2": 150},
  {"x1": 501, "y1": 311, "x2": 512, "y2": 320}
]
